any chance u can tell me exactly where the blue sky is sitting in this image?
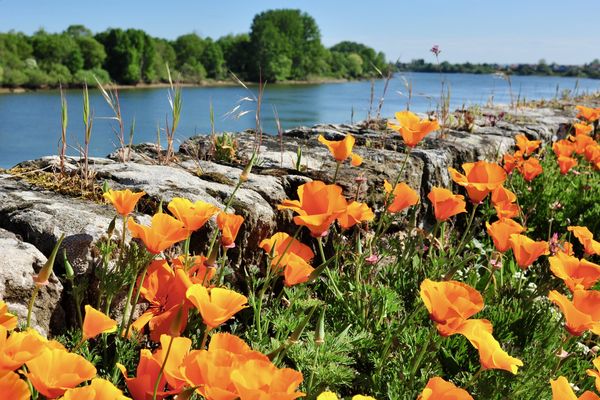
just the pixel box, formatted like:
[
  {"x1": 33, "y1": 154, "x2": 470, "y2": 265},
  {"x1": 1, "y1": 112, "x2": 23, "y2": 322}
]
[{"x1": 1, "y1": 0, "x2": 598, "y2": 64}]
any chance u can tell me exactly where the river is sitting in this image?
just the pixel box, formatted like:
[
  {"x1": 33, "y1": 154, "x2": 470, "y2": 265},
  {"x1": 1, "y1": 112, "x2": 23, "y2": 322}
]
[{"x1": 1, "y1": 72, "x2": 598, "y2": 168}]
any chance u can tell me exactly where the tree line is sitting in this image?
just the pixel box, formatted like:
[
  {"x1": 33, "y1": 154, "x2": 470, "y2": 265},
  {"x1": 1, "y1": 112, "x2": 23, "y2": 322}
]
[
  {"x1": 396, "y1": 59, "x2": 600, "y2": 79},
  {"x1": 0, "y1": 9, "x2": 391, "y2": 88}
]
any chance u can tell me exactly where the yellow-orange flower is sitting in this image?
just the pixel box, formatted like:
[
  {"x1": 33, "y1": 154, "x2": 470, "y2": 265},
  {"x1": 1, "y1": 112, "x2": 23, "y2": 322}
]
[
  {"x1": 574, "y1": 122, "x2": 594, "y2": 136},
  {"x1": 278, "y1": 181, "x2": 347, "y2": 237},
  {"x1": 508, "y1": 234, "x2": 549, "y2": 269},
  {"x1": 585, "y1": 143, "x2": 600, "y2": 165},
  {"x1": 0, "y1": 371, "x2": 30, "y2": 400},
  {"x1": 576, "y1": 105, "x2": 600, "y2": 122},
  {"x1": 568, "y1": 226, "x2": 600, "y2": 256},
  {"x1": 420, "y1": 279, "x2": 484, "y2": 336},
  {"x1": 186, "y1": 284, "x2": 248, "y2": 330},
  {"x1": 388, "y1": 111, "x2": 439, "y2": 148},
  {"x1": 553, "y1": 139, "x2": 577, "y2": 158},
  {"x1": 230, "y1": 359, "x2": 305, "y2": 400},
  {"x1": 427, "y1": 187, "x2": 466, "y2": 222},
  {"x1": 572, "y1": 134, "x2": 595, "y2": 155},
  {"x1": 60, "y1": 378, "x2": 130, "y2": 400},
  {"x1": 259, "y1": 232, "x2": 314, "y2": 263},
  {"x1": 0, "y1": 301, "x2": 17, "y2": 331},
  {"x1": 216, "y1": 212, "x2": 244, "y2": 248},
  {"x1": 384, "y1": 180, "x2": 419, "y2": 213},
  {"x1": 337, "y1": 201, "x2": 374, "y2": 229},
  {"x1": 128, "y1": 213, "x2": 189, "y2": 254},
  {"x1": 550, "y1": 376, "x2": 600, "y2": 400},
  {"x1": 491, "y1": 186, "x2": 517, "y2": 205},
  {"x1": 26, "y1": 347, "x2": 97, "y2": 398},
  {"x1": 117, "y1": 349, "x2": 171, "y2": 400},
  {"x1": 558, "y1": 156, "x2": 578, "y2": 175},
  {"x1": 518, "y1": 157, "x2": 543, "y2": 182},
  {"x1": 0, "y1": 327, "x2": 46, "y2": 372},
  {"x1": 515, "y1": 133, "x2": 541, "y2": 156},
  {"x1": 418, "y1": 376, "x2": 474, "y2": 400},
  {"x1": 586, "y1": 357, "x2": 600, "y2": 393},
  {"x1": 449, "y1": 161, "x2": 507, "y2": 203},
  {"x1": 103, "y1": 189, "x2": 145, "y2": 217},
  {"x1": 486, "y1": 219, "x2": 525, "y2": 253},
  {"x1": 494, "y1": 201, "x2": 520, "y2": 219},
  {"x1": 82, "y1": 305, "x2": 117, "y2": 340},
  {"x1": 153, "y1": 334, "x2": 192, "y2": 390},
  {"x1": 167, "y1": 197, "x2": 219, "y2": 231},
  {"x1": 548, "y1": 290, "x2": 600, "y2": 336},
  {"x1": 318, "y1": 134, "x2": 362, "y2": 165},
  {"x1": 503, "y1": 151, "x2": 523, "y2": 174},
  {"x1": 549, "y1": 252, "x2": 600, "y2": 292}
]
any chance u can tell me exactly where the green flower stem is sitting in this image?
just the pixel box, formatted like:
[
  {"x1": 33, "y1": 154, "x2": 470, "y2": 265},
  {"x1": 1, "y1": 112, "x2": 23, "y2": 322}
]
[
  {"x1": 152, "y1": 335, "x2": 174, "y2": 400},
  {"x1": 409, "y1": 327, "x2": 436, "y2": 387},
  {"x1": 445, "y1": 202, "x2": 479, "y2": 280},
  {"x1": 124, "y1": 264, "x2": 150, "y2": 338},
  {"x1": 332, "y1": 161, "x2": 341, "y2": 183},
  {"x1": 26, "y1": 285, "x2": 41, "y2": 329}
]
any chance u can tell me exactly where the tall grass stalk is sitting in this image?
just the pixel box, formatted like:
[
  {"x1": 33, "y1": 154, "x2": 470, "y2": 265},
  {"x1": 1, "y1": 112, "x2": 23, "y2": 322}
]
[
  {"x1": 95, "y1": 77, "x2": 128, "y2": 162},
  {"x1": 59, "y1": 84, "x2": 68, "y2": 175},
  {"x1": 81, "y1": 82, "x2": 94, "y2": 188}
]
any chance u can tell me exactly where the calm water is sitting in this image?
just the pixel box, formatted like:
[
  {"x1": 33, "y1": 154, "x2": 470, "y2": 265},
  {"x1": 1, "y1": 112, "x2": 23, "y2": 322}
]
[{"x1": 1, "y1": 72, "x2": 599, "y2": 168}]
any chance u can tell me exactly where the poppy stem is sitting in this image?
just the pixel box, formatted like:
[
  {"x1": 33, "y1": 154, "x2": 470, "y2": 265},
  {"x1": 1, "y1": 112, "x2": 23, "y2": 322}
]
[
  {"x1": 200, "y1": 328, "x2": 210, "y2": 349},
  {"x1": 409, "y1": 327, "x2": 436, "y2": 387},
  {"x1": 445, "y1": 202, "x2": 479, "y2": 280},
  {"x1": 123, "y1": 263, "x2": 151, "y2": 338},
  {"x1": 72, "y1": 337, "x2": 87, "y2": 353},
  {"x1": 317, "y1": 237, "x2": 327, "y2": 265},
  {"x1": 332, "y1": 161, "x2": 341, "y2": 183},
  {"x1": 464, "y1": 366, "x2": 484, "y2": 389},
  {"x1": 152, "y1": 335, "x2": 174, "y2": 400},
  {"x1": 26, "y1": 284, "x2": 40, "y2": 329}
]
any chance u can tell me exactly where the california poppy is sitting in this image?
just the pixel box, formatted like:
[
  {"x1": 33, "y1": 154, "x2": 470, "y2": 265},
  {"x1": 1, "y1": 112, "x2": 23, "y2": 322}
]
[
  {"x1": 551, "y1": 376, "x2": 600, "y2": 400},
  {"x1": 515, "y1": 134, "x2": 541, "y2": 156},
  {"x1": 427, "y1": 187, "x2": 466, "y2": 222},
  {"x1": 26, "y1": 347, "x2": 97, "y2": 398},
  {"x1": 0, "y1": 301, "x2": 17, "y2": 331},
  {"x1": 384, "y1": 180, "x2": 419, "y2": 213},
  {"x1": 229, "y1": 359, "x2": 305, "y2": 400},
  {"x1": 574, "y1": 122, "x2": 594, "y2": 136},
  {"x1": 486, "y1": 219, "x2": 525, "y2": 253},
  {"x1": 171, "y1": 255, "x2": 215, "y2": 284},
  {"x1": 490, "y1": 186, "x2": 517, "y2": 205},
  {"x1": 503, "y1": 151, "x2": 523, "y2": 174},
  {"x1": 568, "y1": 226, "x2": 600, "y2": 256},
  {"x1": 0, "y1": 327, "x2": 46, "y2": 372},
  {"x1": 417, "y1": 376, "x2": 474, "y2": 400},
  {"x1": 117, "y1": 349, "x2": 172, "y2": 400},
  {"x1": 281, "y1": 253, "x2": 315, "y2": 286},
  {"x1": 186, "y1": 284, "x2": 248, "y2": 330},
  {"x1": 508, "y1": 234, "x2": 549, "y2": 269},
  {"x1": 494, "y1": 201, "x2": 520, "y2": 219},
  {"x1": 518, "y1": 157, "x2": 543, "y2": 182},
  {"x1": 61, "y1": 378, "x2": 130, "y2": 400},
  {"x1": 419, "y1": 279, "x2": 484, "y2": 335},
  {"x1": 318, "y1": 134, "x2": 362, "y2": 166},
  {"x1": 449, "y1": 161, "x2": 507, "y2": 203},
  {"x1": 387, "y1": 111, "x2": 440, "y2": 147},
  {"x1": 153, "y1": 334, "x2": 192, "y2": 390},
  {"x1": 103, "y1": 189, "x2": 146, "y2": 217},
  {"x1": 572, "y1": 134, "x2": 595, "y2": 155},
  {"x1": 586, "y1": 357, "x2": 600, "y2": 393},
  {"x1": 553, "y1": 139, "x2": 577, "y2": 158},
  {"x1": 548, "y1": 290, "x2": 600, "y2": 336},
  {"x1": 0, "y1": 371, "x2": 30, "y2": 400},
  {"x1": 576, "y1": 105, "x2": 600, "y2": 122},
  {"x1": 278, "y1": 181, "x2": 347, "y2": 237},
  {"x1": 167, "y1": 197, "x2": 219, "y2": 232},
  {"x1": 216, "y1": 212, "x2": 244, "y2": 248},
  {"x1": 260, "y1": 232, "x2": 315, "y2": 286},
  {"x1": 549, "y1": 252, "x2": 600, "y2": 292},
  {"x1": 337, "y1": 201, "x2": 374, "y2": 229},
  {"x1": 558, "y1": 156, "x2": 578, "y2": 175},
  {"x1": 128, "y1": 213, "x2": 189, "y2": 254},
  {"x1": 585, "y1": 143, "x2": 600, "y2": 165},
  {"x1": 82, "y1": 305, "x2": 117, "y2": 340},
  {"x1": 259, "y1": 232, "x2": 314, "y2": 264}
]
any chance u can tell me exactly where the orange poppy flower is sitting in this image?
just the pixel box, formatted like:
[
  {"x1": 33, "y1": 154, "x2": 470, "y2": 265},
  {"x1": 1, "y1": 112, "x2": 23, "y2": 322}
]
[
  {"x1": 186, "y1": 284, "x2": 248, "y2": 330},
  {"x1": 280, "y1": 253, "x2": 315, "y2": 286},
  {"x1": 278, "y1": 181, "x2": 347, "y2": 237},
  {"x1": 128, "y1": 213, "x2": 189, "y2": 254},
  {"x1": 585, "y1": 143, "x2": 600, "y2": 164},
  {"x1": 0, "y1": 327, "x2": 46, "y2": 372},
  {"x1": 553, "y1": 139, "x2": 576, "y2": 158},
  {"x1": 449, "y1": 161, "x2": 507, "y2": 203},
  {"x1": 568, "y1": 226, "x2": 600, "y2": 256},
  {"x1": 337, "y1": 201, "x2": 374, "y2": 229},
  {"x1": 230, "y1": 359, "x2": 305, "y2": 400},
  {"x1": 456, "y1": 319, "x2": 524, "y2": 374},
  {"x1": 171, "y1": 255, "x2": 216, "y2": 284},
  {"x1": 557, "y1": 156, "x2": 578, "y2": 175},
  {"x1": 574, "y1": 122, "x2": 594, "y2": 136},
  {"x1": 549, "y1": 252, "x2": 600, "y2": 292},
  {"x1": 494, "y1": 201, "x2": 520, "y2": 219},
  {"x1": 318, "y1": 134, "x2": 362, "y2": 166},
  {"x1": 508, "y1": 234, "x2": 549, "y2": 269},
  {"x1": 259, "y1": 232, "x2": 314, "y2": 263},
  {"x1": 576, "y1": 105, "x2": 600, "y2": 122},
  {"x1": 167, "y1": 197, "x2": 219, "y2": 232},
  {"x1": 350, "y1": 153, "x2": 363, "y2": 167},
  {"x1": 550, "y1": 376, "x2": 600, "y2": 400},
  {"x1": 61, "y1": 378, "x2": 130, "y2": 400},
  {"x1": 517, "y1": 157, "x2": 543, "y2": 182},
  {"x1": 82, "y1": 305, "x2": 117, "y2": 340},
  {"x1": 503, "y1": 151, "x2": 523, "y2": 174},
  {"x1": 586, "y1": 357, "x2": 600, "y2": 393},
  {"x1": 490, "y1": 186, "x2": 517, "y2": 206},
  {"x1": 419, "y1": 279, "x2": 484, "y2": 336},
  {"x1": 0, "y1": 301, "x2": 17, "y2": 331},
  {"x1": 0, "y1": 371, "x2": 30, "y2": 400},
  {"x1": 515, "y1": 134, "x2": 541, "y2": 156},
  {"x1": 572, "y1": 134, "x2": 595, "y2": 155},
  {"x1": 117, "y1": 349, "x2": 172, "y2": 400},
  {"x1": 548, "y1": 290, "x2": 600, "y2": 336},
  {"x1": 153, "y1": 334, "x2": 192, "y2": 390},
  {"x1": 26, "y1": 347, "x2": 97, "y2": 398},
  {"x1": 384, "y1": 180, "x2": 419, "y2": 213},
  {"x1": 417, "y1": 377, "x2": 474, "y2": 400},
  {"x1": 130, "y1": 260, "x2": 193, "y2": 341},
  {"x1": 387, "y1": 111, "x2": 440, "y2": 148},
  {"x1": 486, "y1": 219, "x2": 525, "y2": 253},
  {"x1": 103, "y1": 189, "x2": 146, "y2": 217},
  {"x1": 427, "y1": 187, "x2": 466, "y2": 222},
  {"x1": 216, "y1": 212, "x2": 244, "y2": 248}
]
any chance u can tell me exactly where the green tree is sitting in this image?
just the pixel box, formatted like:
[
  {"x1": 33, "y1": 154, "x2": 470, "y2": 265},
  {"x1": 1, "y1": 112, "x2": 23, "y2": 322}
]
[
  {"x1": 31, "y1": 30, "x2": 84, "y2": 73},
  {"x1": 153, "y1": 38, "x2": 177, "y2": 81},
  {"x1": 330, "y1": 41, "x2": 387, "y2": 77},
  {"x1": 200, "y1": 38, "x2": 225, "y2": 79},
  {"x1": 217, "y1": 34, "x2": 250, "y2": 77},
  {"x1": 76, "y1": 36, "x2": 106, "y2": 69},
  {"x1": 173, "y1": 33, "x2": 206, "y2": 68}
]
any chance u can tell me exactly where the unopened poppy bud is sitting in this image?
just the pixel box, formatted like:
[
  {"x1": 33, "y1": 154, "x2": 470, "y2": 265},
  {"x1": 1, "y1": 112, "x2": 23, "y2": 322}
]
[
  {"x1": 63, "y1": 249, "x2": 74, "y2": 280},
  {"x1": 102, "y1": 180, "x2": 109, "y2": 193},
  {"x1": 34, "y1": 234, "x2": 65, "y2": 285},
  {"x1": 106, "y1": 216, "x2": 116, "y2": 237},
  {"x1": 240, "y1": 153, "x2": 256, "y2": 182},
  {"x1": 315, "y1": 308, "x2": 325, "y2": 346}
]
